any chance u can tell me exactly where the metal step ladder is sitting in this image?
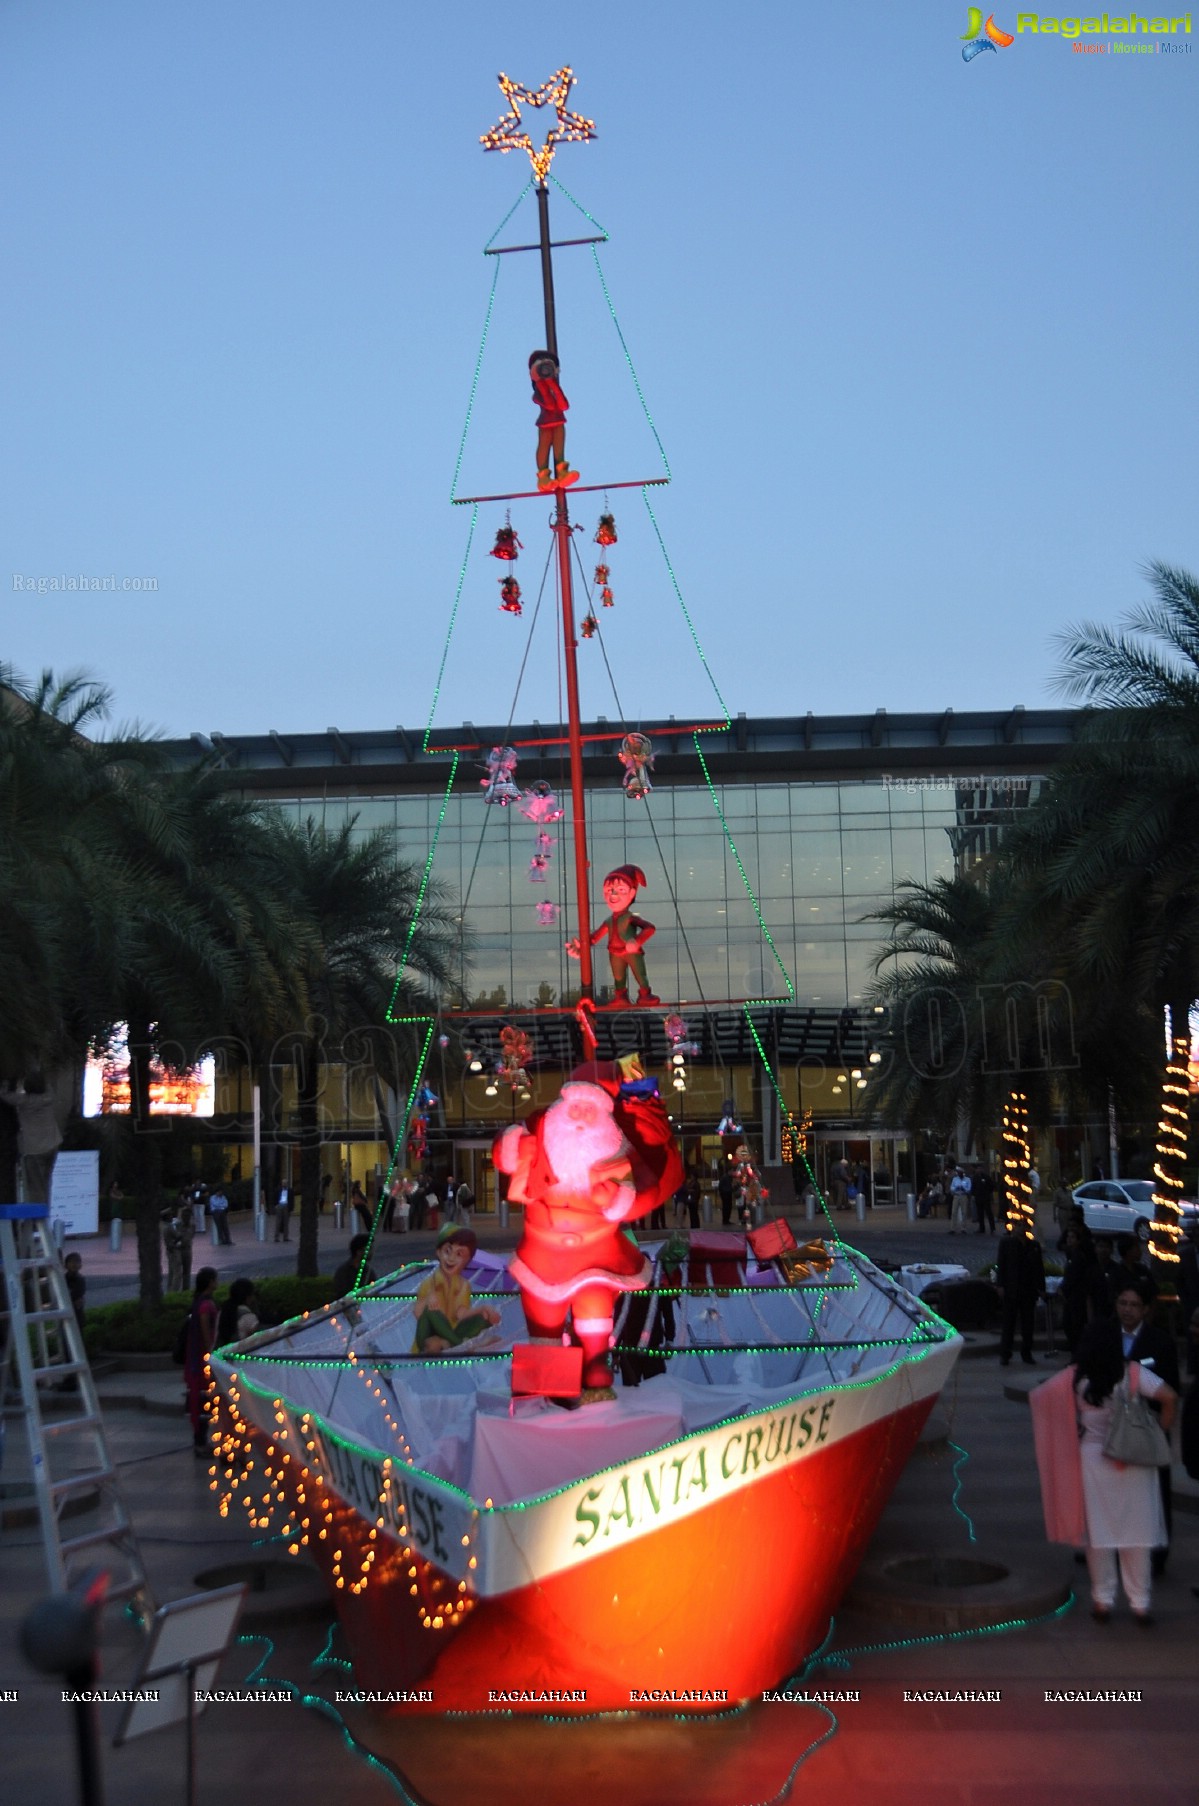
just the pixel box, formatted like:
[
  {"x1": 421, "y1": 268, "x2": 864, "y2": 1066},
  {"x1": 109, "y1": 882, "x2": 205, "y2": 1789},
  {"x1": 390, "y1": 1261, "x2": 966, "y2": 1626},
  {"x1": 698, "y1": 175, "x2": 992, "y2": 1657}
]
[{"x1": 0, "y1": 1203, "x2": 154, "y2": 1613}]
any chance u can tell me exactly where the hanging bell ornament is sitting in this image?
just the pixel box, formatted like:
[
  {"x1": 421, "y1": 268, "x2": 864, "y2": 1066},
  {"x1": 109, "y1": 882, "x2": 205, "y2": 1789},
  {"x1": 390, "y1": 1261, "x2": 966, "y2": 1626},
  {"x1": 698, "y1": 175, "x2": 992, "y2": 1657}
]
[
  {"x1": 594, "y1": 562, "x2": 609, "y2": 586},
  {"x1": 490, "y1": 522, "x2": 522, "y2": 562},
  {"x1": 601, "y1": 586, "x2": 614, "y2": 608},
  {"x1": 499, "y1": 575, "x2": 523, "y2": 615},
  {"x1": 618, "y1": 731, "x2": 654, "y2": 801},
  {"x1": 482, "y1": 745, "x2": 522, "y2": 805},
  {"x1": 595, "y1": 513, "x2": 618, "y2": 547},
  {"x1": 580, "y1": 612, "x2": 599, "y2": 640}
]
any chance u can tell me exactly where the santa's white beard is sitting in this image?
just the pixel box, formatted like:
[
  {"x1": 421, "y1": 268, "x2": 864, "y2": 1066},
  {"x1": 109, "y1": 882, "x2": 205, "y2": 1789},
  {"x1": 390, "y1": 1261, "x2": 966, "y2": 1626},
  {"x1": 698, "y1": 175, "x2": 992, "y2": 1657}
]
[{"x1": 548, "y1": 1118, "x2": 626, "y2": 1194}]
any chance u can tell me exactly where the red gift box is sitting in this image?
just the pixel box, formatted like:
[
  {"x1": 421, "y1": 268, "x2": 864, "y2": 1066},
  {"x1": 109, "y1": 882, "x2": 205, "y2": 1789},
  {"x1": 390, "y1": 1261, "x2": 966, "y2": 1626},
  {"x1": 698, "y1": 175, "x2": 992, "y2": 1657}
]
[
  {"x1": 510, "y1": 1343, "x2": 584, "y2": 1399},
  {"x1": 686, "y1": 1230, "x2": 747, "y2": 1289},
  {"x1": 747, "y1": 1218, "x2": 798, "y2": 1263}
]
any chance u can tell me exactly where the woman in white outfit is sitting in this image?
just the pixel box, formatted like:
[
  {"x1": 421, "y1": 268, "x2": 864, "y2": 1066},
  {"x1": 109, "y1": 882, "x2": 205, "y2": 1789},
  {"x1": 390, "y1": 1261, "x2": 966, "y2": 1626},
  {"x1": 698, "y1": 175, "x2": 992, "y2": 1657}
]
[{"x1": 1074, "y1": 1327, "x2": 1177, "y2": 1623}]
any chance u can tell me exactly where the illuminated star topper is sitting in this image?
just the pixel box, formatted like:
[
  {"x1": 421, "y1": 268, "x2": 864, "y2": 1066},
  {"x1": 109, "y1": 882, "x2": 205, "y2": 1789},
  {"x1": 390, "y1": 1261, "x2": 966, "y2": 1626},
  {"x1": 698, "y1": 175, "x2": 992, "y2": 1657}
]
[{"x1": 480, "y1": 66, "x2": 596, "y2": 185}]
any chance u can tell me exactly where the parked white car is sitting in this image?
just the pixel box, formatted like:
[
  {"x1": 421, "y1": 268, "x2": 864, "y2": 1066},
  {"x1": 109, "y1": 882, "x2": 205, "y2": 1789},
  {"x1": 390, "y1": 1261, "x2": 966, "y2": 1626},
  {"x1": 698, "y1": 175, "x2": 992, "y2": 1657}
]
[{"x1": 1071, "y1": 1179, "x2": 1199, "y2": 1243}]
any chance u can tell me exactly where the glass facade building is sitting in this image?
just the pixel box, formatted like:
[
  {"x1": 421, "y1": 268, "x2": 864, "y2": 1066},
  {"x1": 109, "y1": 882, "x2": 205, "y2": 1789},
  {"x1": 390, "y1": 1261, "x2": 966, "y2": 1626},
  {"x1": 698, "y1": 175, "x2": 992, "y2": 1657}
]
[{"x1": 166, "y1": 708, "x2": 1081, "y2": 1202}]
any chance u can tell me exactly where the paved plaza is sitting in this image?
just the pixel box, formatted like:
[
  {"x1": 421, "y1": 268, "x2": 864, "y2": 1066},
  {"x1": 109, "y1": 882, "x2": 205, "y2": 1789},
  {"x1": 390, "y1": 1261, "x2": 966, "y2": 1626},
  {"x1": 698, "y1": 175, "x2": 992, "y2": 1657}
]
[{"x1": 3, "y1": 1209, "x2": 1197, "y2": 1805}]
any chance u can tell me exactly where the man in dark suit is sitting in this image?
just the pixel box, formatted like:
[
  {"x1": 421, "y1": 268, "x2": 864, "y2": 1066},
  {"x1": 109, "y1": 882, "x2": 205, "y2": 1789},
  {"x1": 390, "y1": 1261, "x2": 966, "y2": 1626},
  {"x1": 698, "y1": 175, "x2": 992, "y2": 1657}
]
[
  {"x1": 996, "y1": 1220, "x2": 1046, "y2": 1366},
  {"x1": 1113, "y1": 1278, "x2": 1180, "y2": 1574}
]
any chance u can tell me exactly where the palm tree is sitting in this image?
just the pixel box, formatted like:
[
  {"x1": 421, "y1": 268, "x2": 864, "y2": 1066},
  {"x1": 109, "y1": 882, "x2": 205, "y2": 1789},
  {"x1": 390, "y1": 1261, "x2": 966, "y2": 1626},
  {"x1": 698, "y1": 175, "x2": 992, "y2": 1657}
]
[
  {"x1": 865, "y1": 868, "x2": 1155, "y2": 1191},
  {"x1": 74, "y1": 755, "x2": 314, "y2": 1305},
  {"x1": 258, "y1": 815, "x2": 458, "y2": 1277},
  {"x1": 1003, "y1": 560, "x2": 1199, "y2": 1257},
  {"x1": 865, "y1": 872, "x2": 1075, "y2": 1153}
]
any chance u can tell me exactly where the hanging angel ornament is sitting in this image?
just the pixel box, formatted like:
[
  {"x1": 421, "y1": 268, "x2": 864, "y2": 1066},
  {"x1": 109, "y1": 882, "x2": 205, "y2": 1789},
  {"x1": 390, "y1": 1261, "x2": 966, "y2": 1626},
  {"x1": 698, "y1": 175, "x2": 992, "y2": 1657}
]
[
  {"x1": 535, "y1": 900, "x2": 559, "y2": 927},
  {"x1": 481, "y1": 745, "x2": 521, "y2": 805},
  {"x1": 618, "y1": 731, "x2": 654, "y2": 801},
  {"x1": 519, "y1": 779, "x2": 565, "y2": 824},
  {"x1": 581, "y1": 611, "x2": 598, "y2": 640}
]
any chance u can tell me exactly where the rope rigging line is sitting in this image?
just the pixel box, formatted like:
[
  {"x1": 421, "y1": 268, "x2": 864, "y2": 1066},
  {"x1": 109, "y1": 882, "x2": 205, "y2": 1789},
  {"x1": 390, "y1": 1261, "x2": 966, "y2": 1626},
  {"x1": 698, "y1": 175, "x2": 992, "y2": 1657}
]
[
  {"x1": 457, "y1": 533, "x2": 556, "y2": 930},
  {"x1": 449, "y1": 256, "x2": 503, "y2": 504},
  {"x1": 422, "y1": 513, "x2": 478, "y2": 754},
  {"x1": 565, "y1": 530, "x2": 718, "y2": 1022}
]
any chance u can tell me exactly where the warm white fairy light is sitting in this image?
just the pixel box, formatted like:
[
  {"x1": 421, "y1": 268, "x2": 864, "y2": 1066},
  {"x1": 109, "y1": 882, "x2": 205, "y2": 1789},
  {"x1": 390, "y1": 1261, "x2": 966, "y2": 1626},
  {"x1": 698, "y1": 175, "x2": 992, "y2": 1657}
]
[{"x1": 480, "y1": 66, "x2": 596, "y2": 184}]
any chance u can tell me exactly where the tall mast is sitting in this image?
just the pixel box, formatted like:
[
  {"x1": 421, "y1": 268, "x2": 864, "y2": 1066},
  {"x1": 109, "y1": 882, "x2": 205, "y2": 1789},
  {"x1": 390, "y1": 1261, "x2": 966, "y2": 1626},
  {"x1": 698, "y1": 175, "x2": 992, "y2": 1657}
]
[{"x1": 534, "y1": 179, "x2": 594, "y2": 1000}]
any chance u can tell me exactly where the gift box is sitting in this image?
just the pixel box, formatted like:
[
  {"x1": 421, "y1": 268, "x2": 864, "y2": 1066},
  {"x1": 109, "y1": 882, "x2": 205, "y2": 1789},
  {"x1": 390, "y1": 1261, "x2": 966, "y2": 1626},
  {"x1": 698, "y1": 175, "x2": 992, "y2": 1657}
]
[
  {"x1": 747, "y1": 1218, "x2": 798, "y2": 1263},
  {"x1": 510, "y1": 1343, "x2": 584, "y2": 1399},
  {"x1": 686, "y1": 1231, "x2": 747, "y2": 1289}
]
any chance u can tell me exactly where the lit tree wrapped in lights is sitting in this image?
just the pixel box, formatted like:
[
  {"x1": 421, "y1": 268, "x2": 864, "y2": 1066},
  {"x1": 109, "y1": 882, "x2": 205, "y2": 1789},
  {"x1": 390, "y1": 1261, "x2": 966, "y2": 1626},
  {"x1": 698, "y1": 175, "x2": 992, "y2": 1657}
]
[
  {"x1": 1150, "y1": 1017, "x2": 1189, "y2": 1267},
  {"x1": 1001, "y1": 1089, "x2": 1035, "y2": 1236}
]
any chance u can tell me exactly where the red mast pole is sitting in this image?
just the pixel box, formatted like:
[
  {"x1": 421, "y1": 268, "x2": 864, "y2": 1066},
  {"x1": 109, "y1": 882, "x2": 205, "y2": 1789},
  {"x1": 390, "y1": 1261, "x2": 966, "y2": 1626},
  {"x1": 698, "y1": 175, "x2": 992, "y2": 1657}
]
[
  {"x1": 536, "y1": 178, "x2": 594, "y2": 1002},
  {"x1": 553, "y1": 490, "x2": 594, "y2": 999}
]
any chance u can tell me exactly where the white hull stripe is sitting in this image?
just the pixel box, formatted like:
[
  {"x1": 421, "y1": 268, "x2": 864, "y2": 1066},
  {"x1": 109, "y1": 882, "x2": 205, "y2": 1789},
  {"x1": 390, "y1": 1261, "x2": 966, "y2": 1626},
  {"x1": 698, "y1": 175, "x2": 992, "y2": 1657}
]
[{"x1": 216, "y1": 1335, "x2": 959, "y2": 1599}]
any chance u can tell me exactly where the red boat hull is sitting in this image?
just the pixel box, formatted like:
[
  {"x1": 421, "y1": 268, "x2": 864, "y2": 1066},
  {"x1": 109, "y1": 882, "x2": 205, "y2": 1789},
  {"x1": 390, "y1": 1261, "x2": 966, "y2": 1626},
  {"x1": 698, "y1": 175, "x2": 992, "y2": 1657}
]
[{"x1": 314, "y1": 1392, "x2": 935, "y2": 1714}]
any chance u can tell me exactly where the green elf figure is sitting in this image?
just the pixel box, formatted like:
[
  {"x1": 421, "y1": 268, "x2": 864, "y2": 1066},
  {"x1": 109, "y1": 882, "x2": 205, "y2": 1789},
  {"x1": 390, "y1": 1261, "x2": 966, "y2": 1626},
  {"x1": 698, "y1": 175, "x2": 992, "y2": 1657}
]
[{"x1": 566, "y1": 863, "x2": 660, "y2": 1008}]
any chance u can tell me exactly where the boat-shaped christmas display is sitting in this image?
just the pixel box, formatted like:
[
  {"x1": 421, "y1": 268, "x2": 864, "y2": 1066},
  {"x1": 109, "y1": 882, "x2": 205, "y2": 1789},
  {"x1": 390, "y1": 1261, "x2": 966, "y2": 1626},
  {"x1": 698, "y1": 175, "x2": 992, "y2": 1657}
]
[
  {"x1": 207, "y1": 67, "x2": 962, "y2": 1716},
  {"x1": 211, "y1": 1239, "x2": 959, "y2": 1713}
]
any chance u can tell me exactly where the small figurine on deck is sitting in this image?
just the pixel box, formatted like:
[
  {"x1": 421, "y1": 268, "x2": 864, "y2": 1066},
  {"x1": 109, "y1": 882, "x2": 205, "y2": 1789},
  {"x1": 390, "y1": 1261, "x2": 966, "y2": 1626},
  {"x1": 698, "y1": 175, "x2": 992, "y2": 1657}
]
[
  {"x1": 565, "y1": 863, "x2": 659, "y2": 1007},
  {"x1": 529, "y1": 350, "x2": 579, "y2": 491},
  {"x1": 411, "y1": 1224, "x2": 502, "y2": 1354}
]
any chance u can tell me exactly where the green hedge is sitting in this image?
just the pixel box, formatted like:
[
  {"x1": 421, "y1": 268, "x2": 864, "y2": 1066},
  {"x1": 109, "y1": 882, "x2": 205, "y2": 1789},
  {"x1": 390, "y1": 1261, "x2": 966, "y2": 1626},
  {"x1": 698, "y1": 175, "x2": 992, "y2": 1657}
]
[{"x1": 83, "y1": 1274, "x2": 339, "y2": 1355}]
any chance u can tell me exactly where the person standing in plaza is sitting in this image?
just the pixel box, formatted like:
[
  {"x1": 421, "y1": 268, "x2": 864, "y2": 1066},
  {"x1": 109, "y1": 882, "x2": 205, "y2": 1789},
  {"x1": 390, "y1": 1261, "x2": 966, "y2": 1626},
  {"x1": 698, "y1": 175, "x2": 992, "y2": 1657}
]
[
  {"x1": 183, "y1": 1267, "x2": 219, "y2": 1455},
  {"x1": 209, "y1": 1182, "x2": 232, "y2": 1245},
  {"x1": 829, "y1": 1155, "x2": 850, "y2": 1213},
  {"x1": 1109, "y1": 1279, "x2": 1179, "y2": 1575},
  {"x1": 949, "y1": 1165, "x2": 973, "y2": 1235},
  {"x1": 455, "y1": 1175, "x2": 474, "y2": 1228},
  {"x1": 1072, "y1": 1320, "x2": 1176, "y2": 1623},
  {"x1": 274, "y1": 1180, "x2": 292, "y2": 1242},
  {"x1": 350, "y1": 1180, "x2": 371, "y2": 1232},
  {"x1": 717, "y1": 1165, "x2": 734, "y2": 1226},
  {"x1": 997, "y1": 1217, "x2": 1046, "y2": 1366},
  {"x1": 972, "y1": 1164, "x2": 995, "y2": 1234},
  {"x1": 1178, "y1": 1222, "x2": 1199, "y2": 1377}
]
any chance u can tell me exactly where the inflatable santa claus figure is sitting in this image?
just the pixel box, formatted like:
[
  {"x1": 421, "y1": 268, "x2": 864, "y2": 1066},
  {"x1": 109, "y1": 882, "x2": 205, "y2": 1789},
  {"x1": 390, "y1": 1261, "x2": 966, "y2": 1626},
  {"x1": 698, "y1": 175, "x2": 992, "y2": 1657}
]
[{"x1": 493, "y1": 1068, "x2": 682, "y2": 1398}]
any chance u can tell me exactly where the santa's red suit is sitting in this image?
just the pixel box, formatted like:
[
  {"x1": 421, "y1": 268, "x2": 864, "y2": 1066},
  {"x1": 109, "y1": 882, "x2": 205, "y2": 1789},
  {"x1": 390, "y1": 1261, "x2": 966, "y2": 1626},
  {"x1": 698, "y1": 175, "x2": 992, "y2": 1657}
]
[{"x1": 493, "y1": 1069, "x2": 683, "y2": 1390}]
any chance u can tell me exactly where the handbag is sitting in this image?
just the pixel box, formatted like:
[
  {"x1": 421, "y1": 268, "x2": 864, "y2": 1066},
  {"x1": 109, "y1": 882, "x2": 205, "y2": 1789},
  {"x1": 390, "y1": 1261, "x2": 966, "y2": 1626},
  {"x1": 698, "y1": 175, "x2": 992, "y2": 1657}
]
[{"x1": 1103, "y1": 1363, "x2": 1170, "y2": 1467}]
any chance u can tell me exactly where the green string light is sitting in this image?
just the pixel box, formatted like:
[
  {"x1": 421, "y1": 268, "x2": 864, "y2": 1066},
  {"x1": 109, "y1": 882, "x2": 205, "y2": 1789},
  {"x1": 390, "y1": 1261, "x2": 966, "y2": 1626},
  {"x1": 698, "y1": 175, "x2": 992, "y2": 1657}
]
[
  {"x1": 947, "y1": 1438, "x2": 978, "y2": 1544},
  {"x1": 641, "y1": 490, "x2": 730, "y2": 726},
  {"x1": 358, "y1": 1016, "x2": 436, "y2": 1288},
  {"x1": 546, "y1": 171, "x2": 608, "y2": 238},
  {"x1": 690, "y1": 749, "x2": 795, "y2": 998},
  {"x1": 483, "y1": 179, "x2": 535, "y2": 252},
  {"x1": 590, "y1": 245, "x2": 671, "y2": 479},
  {"x1": 799, "y1": 1592, "x2": 1077, "y2": 1678},
  {"x1": 422, "y1": 519, "x2": 478, "y2": 753},
  {"x1": 448, "y1": 265, "x2": 499, "y2": 502},
  {"x1": 385, "y1": 751, "x2": 459, "y2": 1013},
  {"x1": 237, "y1": 1635, "x2": 420, "y2": 1803}
]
